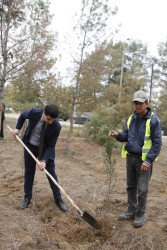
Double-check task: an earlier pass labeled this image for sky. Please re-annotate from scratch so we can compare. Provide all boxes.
[49,0,167,72]
[111,0,167,54]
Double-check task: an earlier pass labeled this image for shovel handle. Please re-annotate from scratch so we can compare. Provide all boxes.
[7,125,80,212]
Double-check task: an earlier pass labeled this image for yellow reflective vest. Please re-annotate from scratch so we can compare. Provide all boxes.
[121,112,157,161]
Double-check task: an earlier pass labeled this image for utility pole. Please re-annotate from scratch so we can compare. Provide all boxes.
[119,42,125,103]
[149,63,154,103]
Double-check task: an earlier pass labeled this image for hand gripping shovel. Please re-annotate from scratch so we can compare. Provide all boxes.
[7,125,101,229]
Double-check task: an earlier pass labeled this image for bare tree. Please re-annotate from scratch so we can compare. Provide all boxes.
[64,0,117,154]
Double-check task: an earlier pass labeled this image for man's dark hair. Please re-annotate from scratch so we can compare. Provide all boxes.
[44,104,59,118]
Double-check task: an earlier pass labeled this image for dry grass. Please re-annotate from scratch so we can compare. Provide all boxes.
[0,119,167,249]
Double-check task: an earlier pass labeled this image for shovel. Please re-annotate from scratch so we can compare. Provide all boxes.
[7,125,101,229]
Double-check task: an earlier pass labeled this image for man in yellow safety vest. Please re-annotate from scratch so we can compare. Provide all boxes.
[109,90,162,227]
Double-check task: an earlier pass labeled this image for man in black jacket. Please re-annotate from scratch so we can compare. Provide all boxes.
[12,104,67,212]
[109,90,162,227]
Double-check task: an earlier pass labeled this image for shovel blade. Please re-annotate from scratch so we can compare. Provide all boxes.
[82,211,101,229]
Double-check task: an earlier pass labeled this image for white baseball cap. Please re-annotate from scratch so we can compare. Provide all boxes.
[133,90,148,103]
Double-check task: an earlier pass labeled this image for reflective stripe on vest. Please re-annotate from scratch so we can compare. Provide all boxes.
[121,112,157,161]
[121,115,132,158]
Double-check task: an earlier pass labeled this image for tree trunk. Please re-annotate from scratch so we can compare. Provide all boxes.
[64,102,75,155]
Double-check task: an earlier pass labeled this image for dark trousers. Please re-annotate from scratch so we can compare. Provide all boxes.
[0,113,5,138]
[24,143,61,201]
[126,155,152,215]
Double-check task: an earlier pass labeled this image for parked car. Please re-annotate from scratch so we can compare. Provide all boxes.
[161,125,167,136]
[73,112,92,124]
[58,111,69,121]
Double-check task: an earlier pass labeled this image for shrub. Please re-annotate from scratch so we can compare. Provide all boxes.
[84,108,119,198]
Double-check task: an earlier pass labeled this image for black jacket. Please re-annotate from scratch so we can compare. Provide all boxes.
[16,108,61,162]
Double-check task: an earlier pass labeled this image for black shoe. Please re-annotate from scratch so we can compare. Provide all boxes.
[55,199,67,212]
[20,199,30,210]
